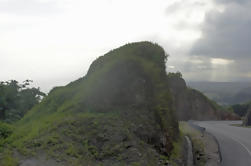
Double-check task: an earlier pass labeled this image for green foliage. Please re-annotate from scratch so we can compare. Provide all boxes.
[167,72,182,79]
[0,122,13,139]
[88,41,168,75]
[1,42,179,165]
[231,103,250,117]
[0,149,18,166]
[0,80,46,122]
[169,135,185,166]
[179,122,206,166]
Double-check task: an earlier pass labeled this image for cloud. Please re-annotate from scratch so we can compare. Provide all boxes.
[165,0,212,31]
[211,58,234,65]
[190,1,251,60]
[0,0,60,15]
[215,0,249,5]
[165,1,206,15]
[187,0,251,81]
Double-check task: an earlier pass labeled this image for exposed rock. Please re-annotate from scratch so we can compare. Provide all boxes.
[167,74,239,120]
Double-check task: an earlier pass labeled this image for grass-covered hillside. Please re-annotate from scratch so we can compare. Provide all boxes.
[0,42,179,166]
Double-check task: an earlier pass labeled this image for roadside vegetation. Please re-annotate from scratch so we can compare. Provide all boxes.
[179,122,206,166]
[230,102,251,118]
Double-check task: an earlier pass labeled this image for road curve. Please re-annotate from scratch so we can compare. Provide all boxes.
[195,121,251,166]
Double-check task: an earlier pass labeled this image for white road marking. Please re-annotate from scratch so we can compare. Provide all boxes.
[195,121,251,158]
[230,136,251,157]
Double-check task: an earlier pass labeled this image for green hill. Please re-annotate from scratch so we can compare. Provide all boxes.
[0,42,179,166]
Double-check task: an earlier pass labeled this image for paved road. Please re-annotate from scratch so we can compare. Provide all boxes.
[196,121,251,166]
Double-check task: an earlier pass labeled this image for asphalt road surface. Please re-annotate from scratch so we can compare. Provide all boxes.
[196,121,251,166]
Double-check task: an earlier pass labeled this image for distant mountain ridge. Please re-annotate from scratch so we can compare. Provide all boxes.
[188,81,251,105]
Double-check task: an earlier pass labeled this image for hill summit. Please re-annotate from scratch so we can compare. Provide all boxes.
[0,42,179,166]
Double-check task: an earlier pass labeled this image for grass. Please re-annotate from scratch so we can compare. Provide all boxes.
[179,121,206,166]
[169,134,186,166]
[0,149,18,166]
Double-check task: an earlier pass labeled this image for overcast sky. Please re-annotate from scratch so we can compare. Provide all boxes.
[1,0,250,92]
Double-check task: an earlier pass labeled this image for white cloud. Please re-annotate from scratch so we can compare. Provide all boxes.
[211,58,234,65]
[168,65,175,69]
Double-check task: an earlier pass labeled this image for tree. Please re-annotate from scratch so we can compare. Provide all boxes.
[0,80,46,122]
[167,72,182,78]
[0,80,19,120]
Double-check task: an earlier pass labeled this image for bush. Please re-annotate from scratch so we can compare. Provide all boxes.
[0,122,13,139]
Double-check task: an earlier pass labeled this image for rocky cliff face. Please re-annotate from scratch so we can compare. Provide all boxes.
[167,74,239,120]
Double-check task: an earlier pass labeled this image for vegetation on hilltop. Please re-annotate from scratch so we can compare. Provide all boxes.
[0,42,180,166]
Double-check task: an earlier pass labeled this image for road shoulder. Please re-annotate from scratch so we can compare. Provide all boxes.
[180,121,221,166]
